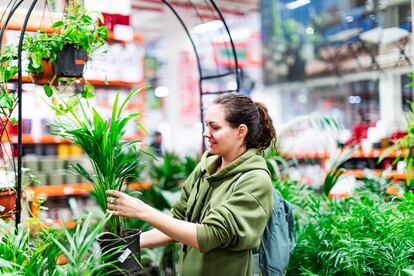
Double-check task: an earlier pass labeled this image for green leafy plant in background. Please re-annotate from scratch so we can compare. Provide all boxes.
[143,152,198,211]
[137,153,197,276]
[50,88,147,236]
[0,212,118,275]
[288,190,414,275]
[0,220,60,275]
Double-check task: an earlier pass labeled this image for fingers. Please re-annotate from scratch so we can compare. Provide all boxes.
[107,209,120,216]
[107,197,118,204]
[106,190,124,197]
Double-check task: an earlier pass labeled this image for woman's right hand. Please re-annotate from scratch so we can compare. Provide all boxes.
[106,190,148,220]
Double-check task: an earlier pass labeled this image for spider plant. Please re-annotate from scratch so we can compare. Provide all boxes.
[0,219,61,275]
[49,213,119,275]
[50,88,147,236]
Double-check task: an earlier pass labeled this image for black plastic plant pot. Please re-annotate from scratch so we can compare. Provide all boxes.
[54,44,87,78]
[97,229,143,276]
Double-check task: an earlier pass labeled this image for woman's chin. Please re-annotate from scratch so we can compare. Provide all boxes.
[207,146,217,154]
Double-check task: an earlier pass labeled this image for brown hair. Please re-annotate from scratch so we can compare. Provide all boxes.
[212,92,276,151]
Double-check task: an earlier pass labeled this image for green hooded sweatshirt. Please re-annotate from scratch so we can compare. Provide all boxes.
[172,148,274,276]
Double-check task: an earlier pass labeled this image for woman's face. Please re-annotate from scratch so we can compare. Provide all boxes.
[203,104,243,156]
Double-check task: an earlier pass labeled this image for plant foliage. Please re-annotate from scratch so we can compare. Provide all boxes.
[288,191,414,275]
[50,88,146,235]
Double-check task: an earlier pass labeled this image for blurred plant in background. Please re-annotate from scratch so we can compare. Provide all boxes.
[288,190,414,275]
[137,152,198,275]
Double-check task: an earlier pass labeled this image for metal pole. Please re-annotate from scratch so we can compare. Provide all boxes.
[15,0,39,229]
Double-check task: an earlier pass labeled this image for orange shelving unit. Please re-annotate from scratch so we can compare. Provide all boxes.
[10,75,143,87]
[25,182,150,198]
[3,134,144,145]
[2,22,143,44]
[344,169,411,182]
[287,149,409,183]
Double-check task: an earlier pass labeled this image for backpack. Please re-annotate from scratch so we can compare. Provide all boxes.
[235,172,295,276]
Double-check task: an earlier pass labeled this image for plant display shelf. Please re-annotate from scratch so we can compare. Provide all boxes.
[287,149,408,160]
[2,134,143,145]
[2,23,144,44]
[344,169,410,182]
[25,182,150,197]
[10,75,144,88]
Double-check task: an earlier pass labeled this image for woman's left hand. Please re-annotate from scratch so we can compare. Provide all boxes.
[106,190,147,220]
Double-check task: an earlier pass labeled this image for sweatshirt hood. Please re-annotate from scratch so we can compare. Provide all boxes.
[199,148,270,184]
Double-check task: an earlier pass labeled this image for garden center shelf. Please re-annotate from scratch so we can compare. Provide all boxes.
[3,23,144,44]
[4,134,143,145]
[25,182,150,197]
[11,76,143,88]
[344,169,410,181]
[287,149,408,160]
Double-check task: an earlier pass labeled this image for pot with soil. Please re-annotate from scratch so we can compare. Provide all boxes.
[54,45,87,78]
[0,188,16,220]
[30,59,58,85]
[97,229,143,275]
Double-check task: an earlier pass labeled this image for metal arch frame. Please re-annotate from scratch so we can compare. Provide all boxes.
[2,0,240,228]
[161,0,240,151]
[0,0,39,230]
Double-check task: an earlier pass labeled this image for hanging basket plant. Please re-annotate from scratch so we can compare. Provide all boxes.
[22,0,107,84]
[30,59,58,85]
[54,44,87,78]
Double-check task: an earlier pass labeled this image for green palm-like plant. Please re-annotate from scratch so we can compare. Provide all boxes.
[50,88,146,235]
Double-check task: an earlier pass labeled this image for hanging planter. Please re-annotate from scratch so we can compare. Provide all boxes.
[0,188,16,220]
[97,229,143,275]
[30,59,58,85]
[54,45,87,78]
[17,0,108,87]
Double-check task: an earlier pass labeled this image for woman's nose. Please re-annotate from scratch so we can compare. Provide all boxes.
[203,128,211,138]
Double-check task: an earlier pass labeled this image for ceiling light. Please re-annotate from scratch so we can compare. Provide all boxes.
[306,27,314,35]
[286,0,310,10]
[154,86,170,97]
[194,20,224,34]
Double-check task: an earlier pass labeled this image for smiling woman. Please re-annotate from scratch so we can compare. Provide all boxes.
[107,92,277,276]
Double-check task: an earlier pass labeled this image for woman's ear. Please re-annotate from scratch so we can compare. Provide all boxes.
[238,124,248,139]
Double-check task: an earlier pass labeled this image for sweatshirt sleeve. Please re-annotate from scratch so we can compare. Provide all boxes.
[196,170,273,253]
[171,163,201,220]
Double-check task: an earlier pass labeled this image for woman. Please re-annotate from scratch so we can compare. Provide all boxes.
[107,92,276,276]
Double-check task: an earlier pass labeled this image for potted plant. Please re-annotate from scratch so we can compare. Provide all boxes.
[0,167,16,220]
[49,88,147,274]
[18,0,107,86]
